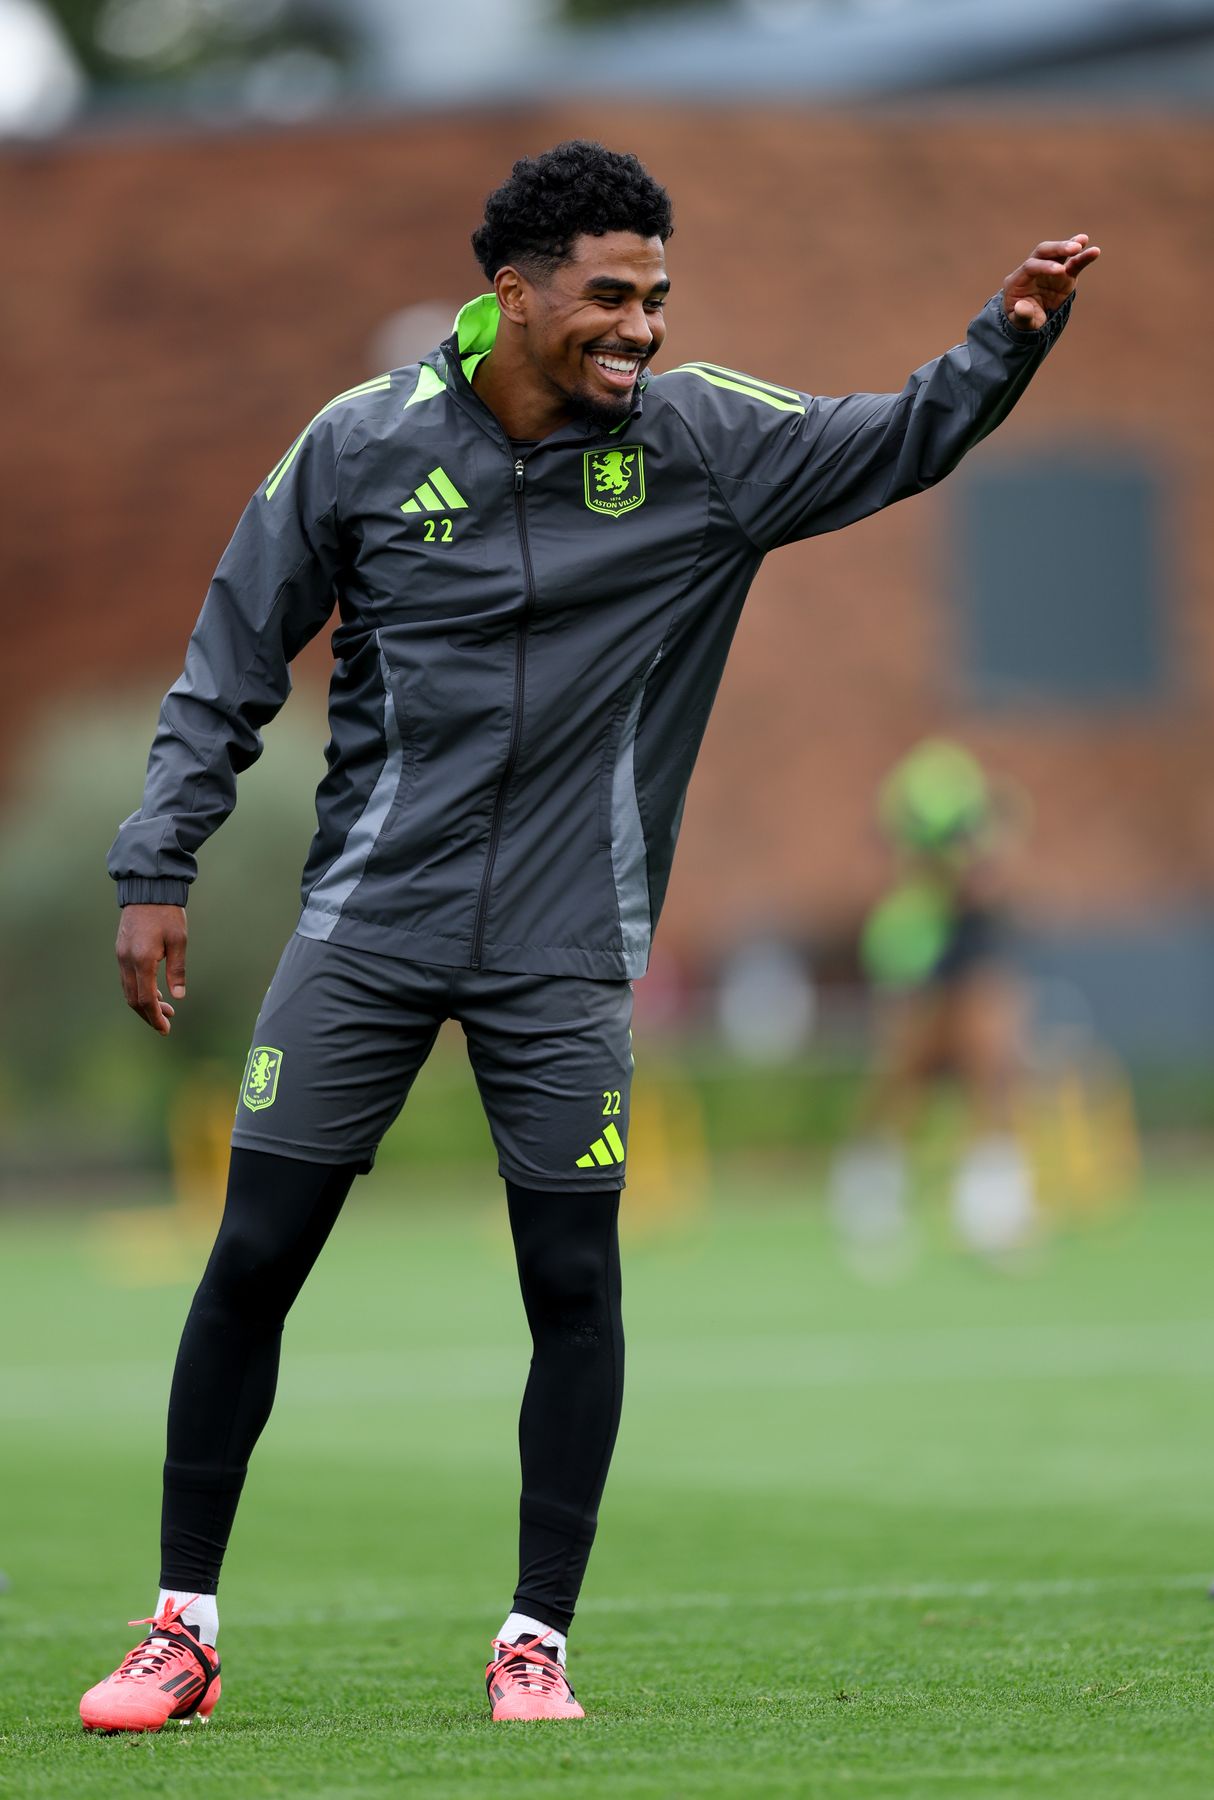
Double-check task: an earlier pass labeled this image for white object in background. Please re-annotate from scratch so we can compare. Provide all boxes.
[0,0,84,137]
[952,1135,1037,1255]
[829,1138,908,1242]
[344,0,555,101]
[828,1137,915,1280]
[370,303,461,376]
[717,938,816,1064]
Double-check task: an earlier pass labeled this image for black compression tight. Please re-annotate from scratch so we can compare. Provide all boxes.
[160,1149,356,1594]
[160,1149,624,1633]
[506,1180,624,1631]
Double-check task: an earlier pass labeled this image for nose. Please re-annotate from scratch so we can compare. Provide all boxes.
[618,298,654,349]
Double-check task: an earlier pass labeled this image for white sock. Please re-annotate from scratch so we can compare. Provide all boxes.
[952,1135,1036,1254]
[156,1588,219,1646]
[498,1611,566,1666]
[828,1138,908,1244]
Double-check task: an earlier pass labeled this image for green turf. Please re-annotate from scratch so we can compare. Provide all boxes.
[3,1162,1214,1796]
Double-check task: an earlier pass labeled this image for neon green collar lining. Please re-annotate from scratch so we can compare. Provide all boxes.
[452,292,500,381]
[448,290,644,427]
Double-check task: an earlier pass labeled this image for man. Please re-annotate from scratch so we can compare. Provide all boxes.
[832,739,1036,1263]
[82,139,1099,1729]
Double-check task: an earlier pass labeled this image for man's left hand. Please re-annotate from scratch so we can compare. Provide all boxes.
[1003,234,1101,331]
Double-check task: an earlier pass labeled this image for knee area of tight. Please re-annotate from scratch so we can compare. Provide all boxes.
[519,1243,609,1322]
[202,1230,296,1317]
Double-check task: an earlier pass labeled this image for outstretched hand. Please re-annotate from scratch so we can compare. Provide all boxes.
[1003,234,1101,331]
[116,903,188,1035]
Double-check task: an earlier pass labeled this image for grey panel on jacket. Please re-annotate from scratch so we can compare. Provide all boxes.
[610,645,665,978]
[297,634,403,942]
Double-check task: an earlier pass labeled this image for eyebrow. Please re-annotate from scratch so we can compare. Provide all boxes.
[583,274,672,297]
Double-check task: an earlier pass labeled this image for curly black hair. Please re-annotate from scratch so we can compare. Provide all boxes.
[472,140,673,282]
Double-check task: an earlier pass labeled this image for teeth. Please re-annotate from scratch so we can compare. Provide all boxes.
[593,355,637,374]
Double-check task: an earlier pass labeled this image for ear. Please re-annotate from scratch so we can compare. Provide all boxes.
[494,264,532,327]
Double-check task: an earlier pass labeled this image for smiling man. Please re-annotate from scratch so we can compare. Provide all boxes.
[470,205,670,435]
[87,140,1098,1730]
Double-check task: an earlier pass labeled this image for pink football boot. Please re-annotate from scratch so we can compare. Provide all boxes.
[485,1633,585,1721]
[80,1595,221,1732]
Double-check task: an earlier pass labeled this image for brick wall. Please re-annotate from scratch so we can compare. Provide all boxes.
[3,107,1211,959]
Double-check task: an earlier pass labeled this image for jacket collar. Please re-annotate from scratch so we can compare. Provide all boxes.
[447,291,500,383]
[437,293,647,436]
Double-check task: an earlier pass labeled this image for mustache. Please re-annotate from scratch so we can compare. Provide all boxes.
[585,344,651,360]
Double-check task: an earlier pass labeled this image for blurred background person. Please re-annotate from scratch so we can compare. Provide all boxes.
[831,739,1036,1260]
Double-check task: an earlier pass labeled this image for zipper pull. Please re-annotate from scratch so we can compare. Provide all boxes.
[514,459,525,492]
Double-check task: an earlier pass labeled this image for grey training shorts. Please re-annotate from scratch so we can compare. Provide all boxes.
[229,935,633,1191]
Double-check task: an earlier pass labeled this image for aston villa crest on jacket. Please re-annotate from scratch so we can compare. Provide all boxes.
[584,447,645,516]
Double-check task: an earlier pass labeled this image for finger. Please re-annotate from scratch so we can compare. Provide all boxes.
[117,947,139,1011]
[1014,263,1074,304]
[147,989,174,1030]
[133,957,170,1034]
[1032,236,1088,261]
[1063,245,1101,276]
[166,936,187,1000]
[1020,257,1072,284]
[1012,298,1045,330]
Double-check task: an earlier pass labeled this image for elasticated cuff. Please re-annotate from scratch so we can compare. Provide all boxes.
[993,288,1074,346]
[116,878,191,908]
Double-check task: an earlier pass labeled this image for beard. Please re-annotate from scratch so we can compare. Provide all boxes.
[565,378,640,435]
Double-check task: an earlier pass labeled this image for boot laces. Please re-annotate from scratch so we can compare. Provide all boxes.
[113,1594,201,1682]
[488,1634,566,1697]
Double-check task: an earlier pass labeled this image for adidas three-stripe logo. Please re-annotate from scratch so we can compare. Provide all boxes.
[401,467,469,514]
[576,1122,625,1169]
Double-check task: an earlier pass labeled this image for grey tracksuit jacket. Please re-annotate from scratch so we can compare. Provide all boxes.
[109,290,1072,979]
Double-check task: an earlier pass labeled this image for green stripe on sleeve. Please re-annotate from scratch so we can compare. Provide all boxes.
[670,366,806,415]
[683,361,803,402]
[263,428,310,502]
[264,375,392,500]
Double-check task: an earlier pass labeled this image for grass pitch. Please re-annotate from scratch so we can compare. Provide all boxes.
[3,1160,1214,1796]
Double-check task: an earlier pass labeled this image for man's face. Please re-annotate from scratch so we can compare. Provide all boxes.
[519,232,669,431]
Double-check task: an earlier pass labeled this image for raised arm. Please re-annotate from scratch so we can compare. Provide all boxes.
[659,235,1100,552]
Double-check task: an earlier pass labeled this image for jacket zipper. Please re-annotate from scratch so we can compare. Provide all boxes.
[470,457,534,968]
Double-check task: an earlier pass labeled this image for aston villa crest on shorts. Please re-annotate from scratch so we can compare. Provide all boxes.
[241,1045,283,1112]
[584,447,645,516]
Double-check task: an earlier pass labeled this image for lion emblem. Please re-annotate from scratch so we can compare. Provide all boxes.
[241,1045,283,1112]
[584,446,646,515]
[593,451,636,495]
